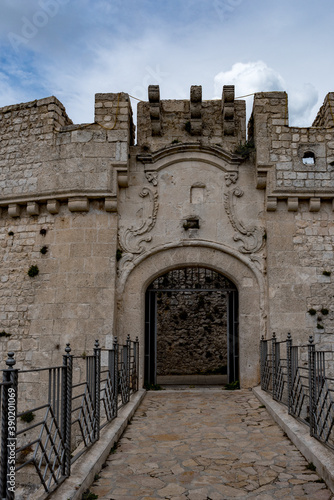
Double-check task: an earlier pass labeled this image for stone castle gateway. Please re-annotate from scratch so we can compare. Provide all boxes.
[1,85,334,388]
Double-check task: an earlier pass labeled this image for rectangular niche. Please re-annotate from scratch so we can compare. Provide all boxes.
[191,184,206,204]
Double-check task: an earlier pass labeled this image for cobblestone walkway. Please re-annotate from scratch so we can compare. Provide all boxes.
[90,389,334,499]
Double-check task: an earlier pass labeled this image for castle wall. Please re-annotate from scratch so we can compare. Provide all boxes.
[266,200,334,344]
[0,85,334,388]
[250,91,334,345]
[0,205,118,375]
[0,92,134,375]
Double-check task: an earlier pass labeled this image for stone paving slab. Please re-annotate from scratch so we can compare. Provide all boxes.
[90,389,334,499]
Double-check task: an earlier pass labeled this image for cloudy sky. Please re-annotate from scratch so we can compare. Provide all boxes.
[0,0,333,130]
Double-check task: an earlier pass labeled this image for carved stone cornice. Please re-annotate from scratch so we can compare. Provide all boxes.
[137,143,242,168]
[0,192,118,217]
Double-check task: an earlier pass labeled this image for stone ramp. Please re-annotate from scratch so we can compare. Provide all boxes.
[89,389,334,499]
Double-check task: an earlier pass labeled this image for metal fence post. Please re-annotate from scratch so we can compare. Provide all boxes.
[272,332,276,398]
[286,333,292,414]
[134,336,139,391]
[0,352,18,500]
[126,334,131,392]
[113,337,119,416]
[308,335,315,437]
[94,340,101,442]
[260,336,267,390]
[62,344,72,477]
[123,339,128,391]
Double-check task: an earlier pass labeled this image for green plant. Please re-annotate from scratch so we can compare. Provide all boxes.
[234,140,255,159]
[40,246,48,255]
[109,443,118,454]
[20,411,35,423]
[81,351,87,359]
[0,331,11,337]
[19,445,33,457]
[317,323,324,329]
[144,382,164,391]
[94,474,100,481]
[308,308,317,316]
[306,462,316,471]
[27,265,39,277]
[185,121,191,133]
[321,308,329,315]
[82,490,98,500]
[224,380,240,390]
[323,270,331,276]
[259,405,265,409]
[116,249,123,261]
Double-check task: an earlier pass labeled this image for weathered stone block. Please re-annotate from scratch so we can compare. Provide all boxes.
[68,197,89,212]
[8,204,21,217]
[27,202,40,215]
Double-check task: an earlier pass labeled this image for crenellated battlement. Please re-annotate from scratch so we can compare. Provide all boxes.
[137,85,246,153]
[250,91,334,211]
[312,93,334,128]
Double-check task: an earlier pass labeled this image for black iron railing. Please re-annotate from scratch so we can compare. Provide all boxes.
[260,334,334,450]
[0,335,139,498]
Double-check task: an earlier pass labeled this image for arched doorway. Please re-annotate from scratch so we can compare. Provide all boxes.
[144,266,238,385]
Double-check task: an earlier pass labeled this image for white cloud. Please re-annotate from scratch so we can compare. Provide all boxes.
[214,61,285,98]
[214,61,318,127]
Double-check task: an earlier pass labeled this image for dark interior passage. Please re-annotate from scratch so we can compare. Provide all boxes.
[145,267,238,385]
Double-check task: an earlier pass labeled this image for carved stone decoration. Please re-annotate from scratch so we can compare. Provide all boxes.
[148,85,161,136]
[225,172,238,187]
[118,174,159,260]
[222,85,235,136]
[145,172,158,186]
[224,187,265,254]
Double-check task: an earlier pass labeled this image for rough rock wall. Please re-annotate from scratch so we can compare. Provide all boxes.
[156,290,228,375]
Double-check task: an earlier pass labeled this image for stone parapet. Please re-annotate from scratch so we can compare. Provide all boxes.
[250,92,334,208]
[137,85,246,153]
[0,93,134,210]
[313,92,334,128]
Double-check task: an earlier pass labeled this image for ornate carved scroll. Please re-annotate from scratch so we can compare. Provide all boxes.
[118,173,159,264]
[119,188,158,254]
[224,187,265,254]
